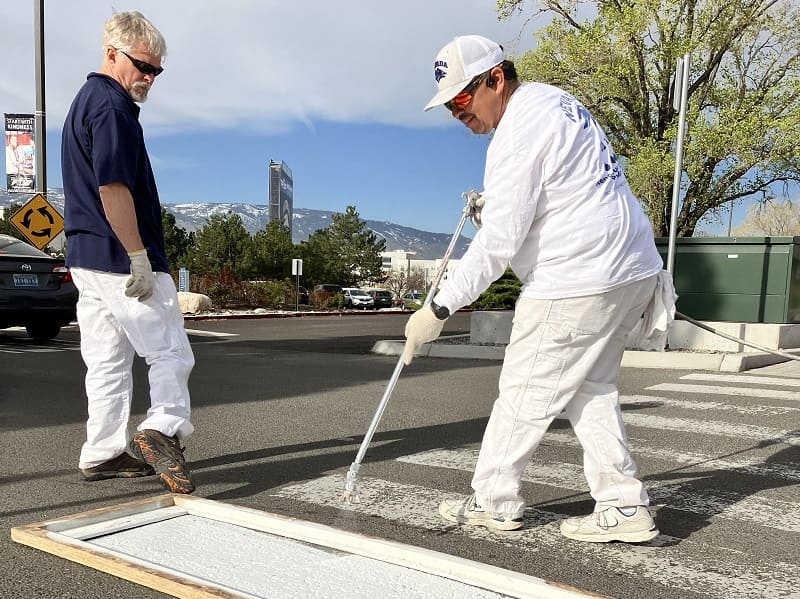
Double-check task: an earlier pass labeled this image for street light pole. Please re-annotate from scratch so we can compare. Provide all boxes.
[33,0,47,195]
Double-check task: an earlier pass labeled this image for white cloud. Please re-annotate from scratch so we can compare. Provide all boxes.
[1,1,536,136]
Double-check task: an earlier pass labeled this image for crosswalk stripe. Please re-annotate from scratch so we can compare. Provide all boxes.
[680,373,800,388]
[274,475,798,599]
[543,429,800,483]
[621,394,800,416]
[647,383,799,402]
[621,412,797,444]
[396,449,799,532]
[185,329,238,338]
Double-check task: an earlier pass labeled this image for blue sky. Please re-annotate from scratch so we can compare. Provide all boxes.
[1,1,784,237]
[2,1,537,236]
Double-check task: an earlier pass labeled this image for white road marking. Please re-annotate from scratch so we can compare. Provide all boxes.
[397,449,800,532]
[680,373,800,388]
[543,430,800,483]
[621,394,800,416]
[646,383,799,402]
[184,329,238,338]
[621,412,798,444]
[275,475,799,599]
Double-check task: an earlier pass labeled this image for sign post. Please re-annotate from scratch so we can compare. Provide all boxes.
[667,53,691,275]
[178,268,189,292]
[291,258,303,311]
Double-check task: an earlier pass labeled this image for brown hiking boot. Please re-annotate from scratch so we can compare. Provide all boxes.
[81,452,155,481]
[129,429,195,494]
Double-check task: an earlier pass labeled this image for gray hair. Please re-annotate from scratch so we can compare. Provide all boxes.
[103,11,167,58]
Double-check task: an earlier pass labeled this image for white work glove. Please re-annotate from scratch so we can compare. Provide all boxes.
[464,190,485,229]
[402,305,446,365]
[125,249,155,302]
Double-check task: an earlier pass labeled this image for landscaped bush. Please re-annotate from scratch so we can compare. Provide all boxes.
[246,279,292,308]
[469,268,521,310]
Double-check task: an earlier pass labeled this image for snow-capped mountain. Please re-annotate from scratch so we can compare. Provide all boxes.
[0,188,472,260]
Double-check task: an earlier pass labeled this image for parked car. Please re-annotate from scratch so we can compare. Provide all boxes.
[342,287,374,310]
[366,288,393,309]
[311,284,343,306]
[401,290,424,310]
[0,234,78,341]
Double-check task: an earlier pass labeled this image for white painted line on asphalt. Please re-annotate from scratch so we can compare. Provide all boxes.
[622,412,798,444]
[275,475,798,599]
[397,449,800,532]
[543,430,800,483]
[679,373,800,387]
[184,329,238,338]
[621,394,800,416]
[646,383,799,402]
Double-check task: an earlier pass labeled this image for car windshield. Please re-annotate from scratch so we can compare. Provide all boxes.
[350,290,370,297]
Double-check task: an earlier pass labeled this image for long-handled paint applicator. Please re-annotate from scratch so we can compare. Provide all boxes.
[340,191,480,503]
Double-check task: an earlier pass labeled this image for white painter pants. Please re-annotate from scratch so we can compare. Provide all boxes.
[71,268,195,469]
[472,275,658,517]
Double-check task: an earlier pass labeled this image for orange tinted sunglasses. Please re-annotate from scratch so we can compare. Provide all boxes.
[444,73,489,111]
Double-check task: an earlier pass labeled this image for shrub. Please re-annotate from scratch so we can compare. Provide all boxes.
[469,269,521,310]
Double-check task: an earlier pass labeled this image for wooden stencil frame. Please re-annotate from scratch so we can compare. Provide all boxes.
[11,494,603,599]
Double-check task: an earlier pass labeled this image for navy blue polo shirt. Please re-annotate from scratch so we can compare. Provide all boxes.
[61,73,169,274]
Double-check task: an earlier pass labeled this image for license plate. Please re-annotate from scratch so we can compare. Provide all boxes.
[13,273,39,287]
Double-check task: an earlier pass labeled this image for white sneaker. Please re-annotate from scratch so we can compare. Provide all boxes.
[560,506,659,543]
[439,495,524,531]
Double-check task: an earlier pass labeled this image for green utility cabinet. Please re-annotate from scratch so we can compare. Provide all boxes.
[655,237,800,324]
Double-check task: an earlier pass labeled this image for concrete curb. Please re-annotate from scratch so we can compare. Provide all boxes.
[371,338,800,372]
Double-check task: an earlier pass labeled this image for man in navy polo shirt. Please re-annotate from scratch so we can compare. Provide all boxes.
[62,11,195,494]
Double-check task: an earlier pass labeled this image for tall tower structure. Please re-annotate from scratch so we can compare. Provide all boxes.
[268,160,293,232]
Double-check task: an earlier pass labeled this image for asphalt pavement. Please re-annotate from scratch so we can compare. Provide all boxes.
[1,313,798,599]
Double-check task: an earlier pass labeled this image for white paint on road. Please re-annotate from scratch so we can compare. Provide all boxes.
[621,412,798,444]
[184,329,238,338]
[680,373,800,388]
[397,449,800,532]
[646,383,799,402]
[621,394,800,416]
[274,475,799,599]
[543,429,800,483]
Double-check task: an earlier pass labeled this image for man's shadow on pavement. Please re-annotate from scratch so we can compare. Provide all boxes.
[539,425,799,546]
[191,417,490,503]
[639,436,799,544]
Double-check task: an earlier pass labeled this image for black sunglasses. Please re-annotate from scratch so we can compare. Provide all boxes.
[119,50,164,77]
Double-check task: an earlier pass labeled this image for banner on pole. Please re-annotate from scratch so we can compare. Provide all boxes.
[4,113,36,193]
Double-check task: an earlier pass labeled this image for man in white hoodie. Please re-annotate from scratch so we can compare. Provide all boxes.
[403,35,673,543]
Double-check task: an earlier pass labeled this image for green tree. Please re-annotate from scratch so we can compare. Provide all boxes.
[0,203,25,239]
[161,207,195,272]
[248,219,295,280]
[298,206,386,287]
[326,205,386,286]
[498,0,800,236]
[189,212,252,279]
[298,227,339,287]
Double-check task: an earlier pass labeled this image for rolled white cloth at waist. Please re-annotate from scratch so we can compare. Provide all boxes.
[638,270,678,351]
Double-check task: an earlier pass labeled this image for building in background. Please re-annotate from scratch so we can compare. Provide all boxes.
[380,249,460,289]
[268,160,293,232]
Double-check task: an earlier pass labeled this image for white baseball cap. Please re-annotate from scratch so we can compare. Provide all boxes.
[424,35,505,111]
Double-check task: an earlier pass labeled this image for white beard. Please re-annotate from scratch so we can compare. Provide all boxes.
[129,82,150,103]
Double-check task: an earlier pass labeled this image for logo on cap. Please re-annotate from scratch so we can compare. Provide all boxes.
[434,60,447,82]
